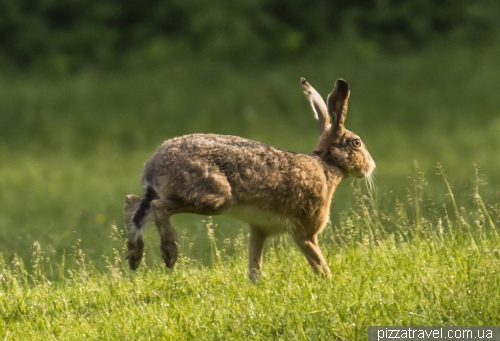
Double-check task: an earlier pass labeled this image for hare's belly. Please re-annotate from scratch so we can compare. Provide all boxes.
[224,205,292,235]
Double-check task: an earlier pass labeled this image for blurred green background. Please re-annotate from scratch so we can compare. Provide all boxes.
[1,0,499,269]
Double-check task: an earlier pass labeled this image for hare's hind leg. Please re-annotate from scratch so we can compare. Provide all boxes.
[248,226,267,283]
[293,233,331,277]
[124,195,145,270]
[151,200,180,268]
[151,194,235,269]
[151,174,235,269]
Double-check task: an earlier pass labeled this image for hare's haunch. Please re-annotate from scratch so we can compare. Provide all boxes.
[124,78,375,282]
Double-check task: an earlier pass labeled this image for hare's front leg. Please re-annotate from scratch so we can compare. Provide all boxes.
[248,226,267,283]
[293,233,331,277]
[151,200,180,268]
[124,194,145,270]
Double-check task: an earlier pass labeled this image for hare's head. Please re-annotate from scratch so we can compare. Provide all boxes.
[301,77,375,179]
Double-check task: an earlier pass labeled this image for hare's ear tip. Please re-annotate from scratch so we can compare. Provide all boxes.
[335,78,350,92]
[300,77,310,92]
[335,78,349,87]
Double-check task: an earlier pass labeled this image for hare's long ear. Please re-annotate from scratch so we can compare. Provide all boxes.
[301,77,330,133]
[326,79,350,139]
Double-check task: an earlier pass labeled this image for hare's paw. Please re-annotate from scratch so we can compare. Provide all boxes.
[126,239,144,270]
[160,239,179,269]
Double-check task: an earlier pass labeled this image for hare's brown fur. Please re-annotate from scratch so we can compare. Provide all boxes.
[124,78,375,282]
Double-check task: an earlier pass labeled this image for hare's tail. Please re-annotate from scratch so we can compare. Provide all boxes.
[132,187,158,230]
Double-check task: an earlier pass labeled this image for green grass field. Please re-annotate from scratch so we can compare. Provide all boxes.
[0,41,499,339]
[1,172,499,339]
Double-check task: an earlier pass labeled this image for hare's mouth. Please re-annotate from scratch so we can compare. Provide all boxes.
[347,169,367,179]
[353,162,375,179]
[354,172,367,179]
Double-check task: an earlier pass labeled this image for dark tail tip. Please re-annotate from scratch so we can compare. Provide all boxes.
[132,188,157,229]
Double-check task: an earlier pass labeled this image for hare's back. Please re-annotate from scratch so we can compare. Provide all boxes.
[150,133,296,167]
[168,133,278,154]
[142,133,317,191]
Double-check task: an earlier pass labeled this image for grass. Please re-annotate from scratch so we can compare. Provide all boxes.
[0,40,499,339]
[1,170,499,340]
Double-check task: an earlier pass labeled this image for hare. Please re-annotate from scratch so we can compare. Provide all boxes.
[124,77,375,282]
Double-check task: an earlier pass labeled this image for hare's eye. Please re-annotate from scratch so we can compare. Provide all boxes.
[350,138,362,149]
